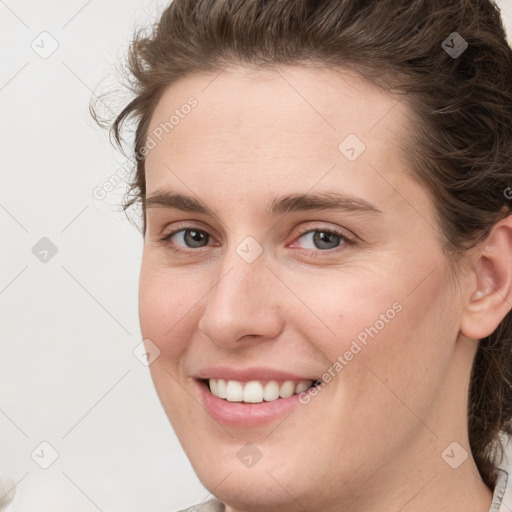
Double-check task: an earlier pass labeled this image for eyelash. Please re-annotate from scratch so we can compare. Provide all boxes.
[158,224,356,258]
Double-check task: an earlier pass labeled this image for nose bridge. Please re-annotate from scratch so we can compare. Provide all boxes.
[198,241,284,344]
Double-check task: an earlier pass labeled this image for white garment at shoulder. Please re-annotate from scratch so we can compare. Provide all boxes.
[176,497,225,512]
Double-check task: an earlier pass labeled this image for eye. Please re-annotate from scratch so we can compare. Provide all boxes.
[162,227,213,250]
[290,227,354,252]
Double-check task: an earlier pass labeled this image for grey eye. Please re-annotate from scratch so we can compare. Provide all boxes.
[173,229,210,248]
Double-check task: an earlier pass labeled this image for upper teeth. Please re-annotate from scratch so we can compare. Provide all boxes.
[208,378,313,403]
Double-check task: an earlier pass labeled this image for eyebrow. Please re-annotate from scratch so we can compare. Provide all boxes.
[144,190,383,217]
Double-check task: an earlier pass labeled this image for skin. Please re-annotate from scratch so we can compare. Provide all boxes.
[138,65,512,512]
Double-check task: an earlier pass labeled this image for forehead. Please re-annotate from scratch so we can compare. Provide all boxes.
[143,65,419,214]
[146,65,409,154]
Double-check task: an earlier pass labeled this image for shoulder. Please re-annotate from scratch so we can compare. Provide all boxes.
[175,497,225,512]
[493,434,512,511]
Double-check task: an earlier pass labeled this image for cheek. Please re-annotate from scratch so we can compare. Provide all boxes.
[138,260,208,429]
[333,268,458,429]
[138,258,205,361]
[277,264,406,357]
[283,267,457,466]
[287,259,456,398]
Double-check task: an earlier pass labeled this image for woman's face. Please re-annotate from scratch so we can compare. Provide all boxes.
[139,66,472,510]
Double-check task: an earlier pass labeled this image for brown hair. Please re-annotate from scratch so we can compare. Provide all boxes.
[91,0,512,489]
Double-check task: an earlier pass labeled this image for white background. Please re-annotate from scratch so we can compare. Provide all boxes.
[1,1,512,511]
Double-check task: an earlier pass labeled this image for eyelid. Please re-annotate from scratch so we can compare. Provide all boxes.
[289,222,355,245]
[159,220,218,241]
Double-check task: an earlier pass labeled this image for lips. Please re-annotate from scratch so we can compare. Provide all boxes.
[195,379,310,427]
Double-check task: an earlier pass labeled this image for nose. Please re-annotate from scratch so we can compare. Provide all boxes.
[197,253,285,347]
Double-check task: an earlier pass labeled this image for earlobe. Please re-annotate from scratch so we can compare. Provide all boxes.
[470,289,489,301]
[460,215,512,340]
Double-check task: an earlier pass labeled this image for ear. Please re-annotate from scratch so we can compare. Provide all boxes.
[460,213,512,340]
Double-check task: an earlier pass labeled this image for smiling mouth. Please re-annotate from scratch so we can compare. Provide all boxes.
[203,378,322,403]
